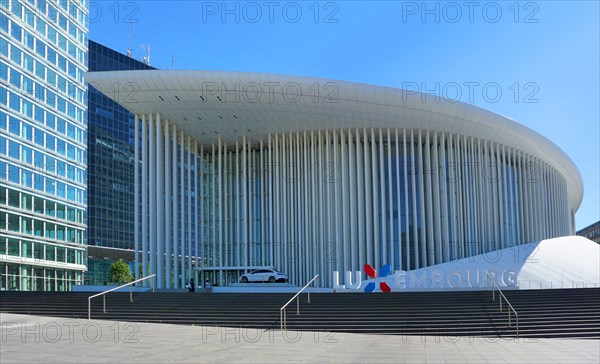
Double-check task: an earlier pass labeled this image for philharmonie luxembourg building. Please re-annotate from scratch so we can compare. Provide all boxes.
[86,70,583,289]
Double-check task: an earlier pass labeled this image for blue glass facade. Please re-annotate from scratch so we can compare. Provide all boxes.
[85,40,154,285]
[0,0,88,291]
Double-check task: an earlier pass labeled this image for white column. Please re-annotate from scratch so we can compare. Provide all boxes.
[318,131,325,286]
[510,148,521,246]
[433,131,442,264]
[273,137,279,272]
[401,129,408,270]
[187,136,192,282]
[249,143,254,271]
[281,134,288,279]
[501,144,508,248]
[243,136,249,272]
[456,136,465,257]
[211,142,216,280]
[424,130,434,265]
[534,156,541,240]
[333,130,341,276]
[542,163,549,237]
[497,143,504,248]
[283,134,291,281]
[340,130,349,279]
[417,130,426,267]
[141,115,149,284]
[363,128,372,266]
[295,133,302,283]
[325,130,332,287]
[179,131,185,287]
[218,138,223,279]
[250,142,256,275]
[310,131,317,279]
[465,137,473,255]
[199,144,205,272]
[476,139,484,253]
[379,128,388,266]
[526,154,538,243]
[438,132,447,261]
[472,137,479,253]
[483,140,491,250]
[134,114,140,281]
[524,153,532,242]
[348,130,357,272]
[148,114,156,288]
[371,128,380,270]
[516,150,524,244]
[302,132,310,282]
[258,141,263,266]
[552,169,558,237]
[267,134,275,265]
[156,114,164,289]
[235,142,240,267]
[387,129,394,269]
[164,119,171,288]
[171,124,179,288]
[447,134,457,261]
[410,130,418,268]
[224,142,229,269]
[194,140,199,282]
[515,150,521,242]
[268,135,274,268]
[261,139,267,267]
[355,129,364,269]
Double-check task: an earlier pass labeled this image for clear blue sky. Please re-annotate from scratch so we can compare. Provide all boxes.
[89,1,599,230]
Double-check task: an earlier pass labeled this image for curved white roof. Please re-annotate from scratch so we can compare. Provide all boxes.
[85,70,583,210]
[356,236,600,291]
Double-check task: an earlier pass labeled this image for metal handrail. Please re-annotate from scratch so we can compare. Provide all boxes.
[486,272,519,338]
[88,274,156,319]
[280,274,319,330]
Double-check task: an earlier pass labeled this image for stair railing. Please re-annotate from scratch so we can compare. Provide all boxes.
[280,274,319,330]
[486,271,518,338]
[88,274,155,319]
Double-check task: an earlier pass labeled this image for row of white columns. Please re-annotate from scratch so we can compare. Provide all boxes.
[134,113,199,289]
[134,120,572,288]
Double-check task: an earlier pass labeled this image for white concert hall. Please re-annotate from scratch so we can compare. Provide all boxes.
[86,70,583,289]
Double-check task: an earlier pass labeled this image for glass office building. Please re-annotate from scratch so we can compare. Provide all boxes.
[86,40,154,285]
[0,0,88,291]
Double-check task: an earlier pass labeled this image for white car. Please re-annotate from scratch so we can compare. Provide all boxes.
[239,269,288,283]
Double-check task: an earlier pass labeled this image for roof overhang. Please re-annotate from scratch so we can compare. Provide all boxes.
[85,70,584,211]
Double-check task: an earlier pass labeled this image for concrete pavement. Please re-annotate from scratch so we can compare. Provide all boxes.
[1,313,598,363]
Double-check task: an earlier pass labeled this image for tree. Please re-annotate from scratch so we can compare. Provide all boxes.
[108,260,133,285]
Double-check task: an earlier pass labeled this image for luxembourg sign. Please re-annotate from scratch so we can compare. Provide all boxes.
[333,264,518,292]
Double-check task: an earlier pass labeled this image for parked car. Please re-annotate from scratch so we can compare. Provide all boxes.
[239,269,288,283]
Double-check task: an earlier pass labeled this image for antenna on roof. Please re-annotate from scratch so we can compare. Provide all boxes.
[171,52,175,70]
[127,25,135,58]
[140,44,150,65]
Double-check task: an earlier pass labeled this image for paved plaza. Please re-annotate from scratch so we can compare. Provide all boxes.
[1,313,598,363]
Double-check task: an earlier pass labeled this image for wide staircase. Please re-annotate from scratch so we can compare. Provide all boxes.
[1,288,598,338]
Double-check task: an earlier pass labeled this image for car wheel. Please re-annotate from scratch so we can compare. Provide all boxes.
[241,276,248,283]
[268,276,276,283]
